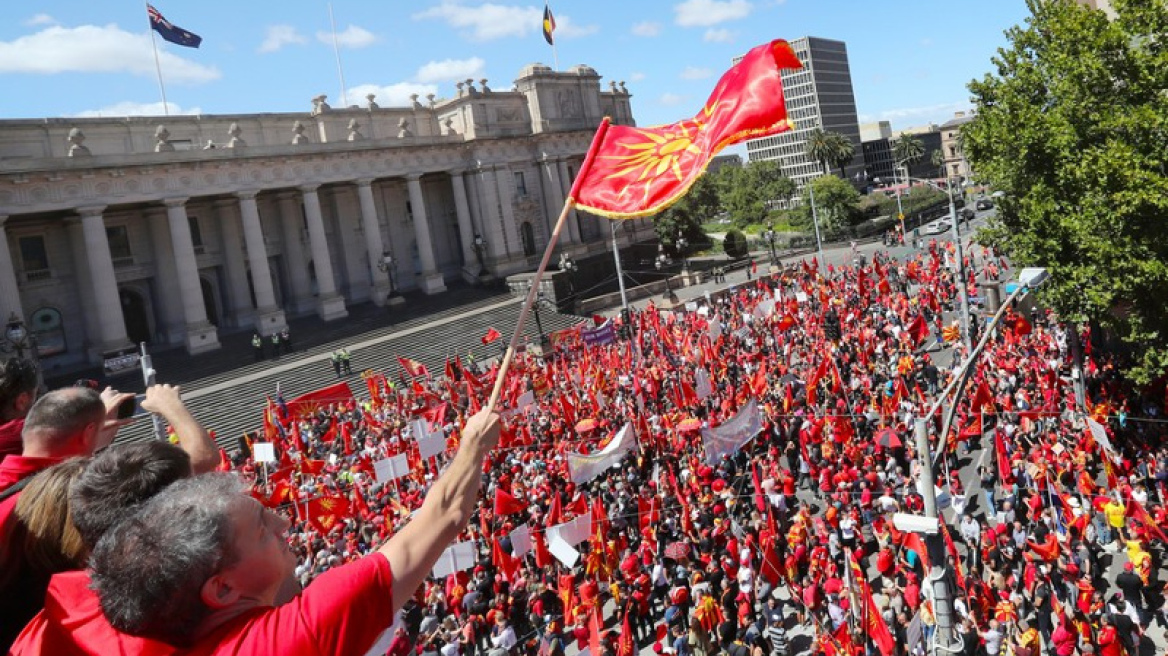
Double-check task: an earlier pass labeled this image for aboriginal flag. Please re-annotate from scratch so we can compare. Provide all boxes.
[542,4,556,45]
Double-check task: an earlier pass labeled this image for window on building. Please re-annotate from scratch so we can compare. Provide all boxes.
[188,216,205,254]
[514,171,528,197]
[106,226,133,264]
[18,236,49,279]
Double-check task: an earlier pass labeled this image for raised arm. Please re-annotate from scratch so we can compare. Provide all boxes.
[140,384,218,474]
[380,409,500,613]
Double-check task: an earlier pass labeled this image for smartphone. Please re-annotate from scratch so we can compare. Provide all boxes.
[117,394,146,420]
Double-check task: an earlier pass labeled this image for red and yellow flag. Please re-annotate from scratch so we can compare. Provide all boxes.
[570,40,802,218]
[305,495,351,535]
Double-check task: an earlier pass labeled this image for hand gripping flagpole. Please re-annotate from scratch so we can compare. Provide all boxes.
[485,118,611,414]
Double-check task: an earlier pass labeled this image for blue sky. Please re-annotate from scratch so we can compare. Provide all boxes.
[1,0,1030,133]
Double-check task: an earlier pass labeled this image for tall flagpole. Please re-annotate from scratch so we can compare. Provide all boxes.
[146,3,170,116]
[328,3,349,107]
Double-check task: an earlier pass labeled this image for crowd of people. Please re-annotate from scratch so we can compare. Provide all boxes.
[0,238,1165,656]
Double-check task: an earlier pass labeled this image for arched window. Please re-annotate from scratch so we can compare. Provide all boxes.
[29,307,66,357]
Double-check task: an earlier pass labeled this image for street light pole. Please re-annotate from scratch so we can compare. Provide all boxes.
[895,164,907,242]
[807,178,826,277]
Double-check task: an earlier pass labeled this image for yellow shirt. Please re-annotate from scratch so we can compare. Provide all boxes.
[1104,500,1126,528]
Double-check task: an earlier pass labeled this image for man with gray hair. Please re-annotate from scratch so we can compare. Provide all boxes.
[86,408,501,653]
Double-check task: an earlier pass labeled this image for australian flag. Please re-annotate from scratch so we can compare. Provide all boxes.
[147,4,202,48]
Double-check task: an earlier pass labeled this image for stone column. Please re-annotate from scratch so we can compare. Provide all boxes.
[163,198,220,354]
[406,174,447,295]
[355,179,399,306]
[145,207,181,344]
[77,206,131,354]
[0,217,25,326]
[450,171,479,281]
[275,191,313,313]
[557,160,583,243]
[493,166,521,257]
[237,192,289,333]
[475,167,506,260]
[300,185,348,320]
[541,157,575,244]
[213,200,255,328]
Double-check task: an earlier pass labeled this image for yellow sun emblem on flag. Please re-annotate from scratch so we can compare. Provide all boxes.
[602,106,716,204]
[319,498,337,511]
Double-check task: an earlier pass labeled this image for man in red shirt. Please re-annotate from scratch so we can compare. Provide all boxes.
[79,409,500,654]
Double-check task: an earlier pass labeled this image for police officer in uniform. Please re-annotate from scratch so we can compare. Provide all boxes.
[252,333,264,361]
[331,350,343,378]
[270,332,281,359]
[340,347,352,375]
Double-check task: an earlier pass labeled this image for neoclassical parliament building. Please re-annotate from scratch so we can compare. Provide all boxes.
[0,63,649,371]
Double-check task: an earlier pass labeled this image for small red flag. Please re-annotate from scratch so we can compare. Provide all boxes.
[398,356,429,379]
[481,327,502,345]
[305,495,350,535]
[494,488,528,516]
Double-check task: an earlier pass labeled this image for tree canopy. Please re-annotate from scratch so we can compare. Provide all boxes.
[719,160,796,227]
[964,0,1168,382]
[893,134,924,169]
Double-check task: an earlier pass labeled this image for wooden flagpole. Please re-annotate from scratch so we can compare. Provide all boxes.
[485,118,610,413]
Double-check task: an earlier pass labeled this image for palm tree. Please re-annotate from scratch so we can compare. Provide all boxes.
[930,149,946,179]
[893,134,925,174]
[826,132,855,178]
[805,128,835,173]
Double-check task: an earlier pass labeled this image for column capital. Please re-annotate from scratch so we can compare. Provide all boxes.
[354,177,376,188]
[76,205,107,218]
[405,173,424,183]
[298,184,321,194]
[163,197,190,208]
[235,190,260,201]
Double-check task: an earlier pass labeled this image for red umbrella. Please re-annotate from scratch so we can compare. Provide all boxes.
[678,418,703,432]
[874,428,902,449]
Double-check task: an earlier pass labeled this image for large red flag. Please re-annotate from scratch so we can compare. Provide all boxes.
[285,382,354,420]
[570,40,802,219]
[305,495,351,535]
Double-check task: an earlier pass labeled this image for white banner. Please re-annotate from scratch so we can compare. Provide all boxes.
[753,299,776,321]
[567,423,636,484]
[509,524,532,558]
[1086,416,1121,464]
[416,434,446,460]
[695,368,713,401]
[547,514,593,547]
[701,399,763,464]
[708,319,722,341]
[374,453,411,483]
[547,533,580,568]
[514,390,535,414]
[431,540,478,579]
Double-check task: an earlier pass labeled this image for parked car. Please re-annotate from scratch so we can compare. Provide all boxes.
[976,199,994,211]
[924,220,952,235]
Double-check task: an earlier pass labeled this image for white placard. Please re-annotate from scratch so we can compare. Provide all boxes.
[708,319,722,340]
[253,442,276,463]
[417,434,446,460]
[1086,416,1121,463]
[795,291,809,303]
[510,524,533,559]
[685,301,698,312]
[374,453,411,483]
[547,513,593,548]
[566,423,635,485]
[695,368,713,401]
[431,540,478,579]
[514,390,535,413]
[547,533,580,568]
[697,306,710,317]
[410,419,431,441]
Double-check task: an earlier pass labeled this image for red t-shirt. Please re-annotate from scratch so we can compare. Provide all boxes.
[12,553,395,656]
[0,417,25,462]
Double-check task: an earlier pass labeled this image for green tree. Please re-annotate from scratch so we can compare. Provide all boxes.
[808,175,860,233]
[719,160,796,227]
[806,129,855,178]
[930,149,946,178]
[826,132,855,178]
[964,0,1168,382]
[893,134,925,171]
[723,228,748,258]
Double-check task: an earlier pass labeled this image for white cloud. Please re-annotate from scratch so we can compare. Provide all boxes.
[348,82,440,107]
[631,21,661,37]
[317,25,376,49]
[555,16,599,38]
[413,2,541,41]
[629,72,646,82]
[703,28,734,43]
[73,101,202,118]
[24,14,55,27]
[259,25,307,53]
[659,93,685,106]
[674,0,752,27]
[0,25,220,83]
[415,57,485,84]
[680,66,712,80]
[858,101,972,126]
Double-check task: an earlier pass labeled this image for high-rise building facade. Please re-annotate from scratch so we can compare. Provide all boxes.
[744,36,866,202]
